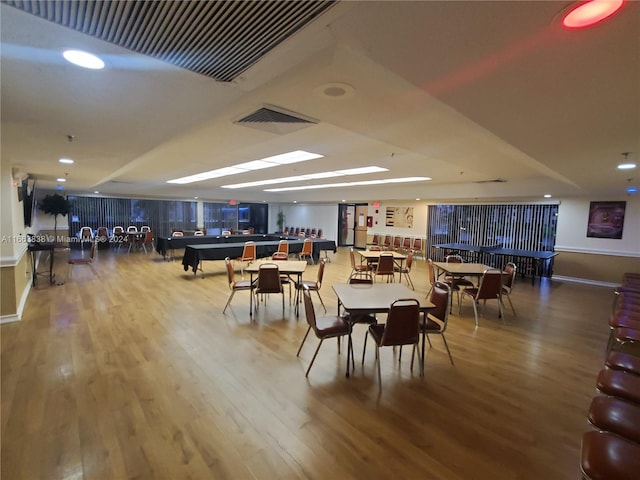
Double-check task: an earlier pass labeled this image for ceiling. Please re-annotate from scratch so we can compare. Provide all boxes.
[2,0,638,204]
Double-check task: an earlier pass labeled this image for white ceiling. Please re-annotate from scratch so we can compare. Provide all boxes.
[2,1,638,204]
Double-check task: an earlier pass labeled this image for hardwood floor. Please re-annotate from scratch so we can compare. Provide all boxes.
[1,246,618,479]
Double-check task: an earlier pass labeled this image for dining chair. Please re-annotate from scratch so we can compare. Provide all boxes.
[349,248,369,278]
[294,258,326,314]
[253,263,284,314]
[344,272,377,366]
[236,241,256,277]
[368,298,422,389]
[271,251,292,303]
[374,252,396,283]
[140,225,151,233]
[223,257,254,313]
[502,262,517,316]
[382,234,392,250]
[394,250,414,289]
[297,286,353,377]
[171,231,184,237]
[140,230,154,253]
[423,281,454,365]
[126,225,138,233]
[298,238,314,264]
[67,240,99,281]
[112,226,126,251]
[445,254,475,288]
[459,268,504,326]
[194,230,205,236]
[221,230,231,236]
[392,236,403,252]
[410,237,423,259]
[580,430,640,480]
[277,239,289,255]
[401,236,411,254]
[95,227,108,246]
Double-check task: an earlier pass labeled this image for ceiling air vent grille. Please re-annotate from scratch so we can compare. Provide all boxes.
[474,178,507,184]
[235,106,318,135]
[5,0,337,82]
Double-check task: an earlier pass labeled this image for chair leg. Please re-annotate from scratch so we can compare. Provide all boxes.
[297,326,312,356]
[441,334,454,365]
[223,291,236,313]
[505,294,516,317]
[316,291,327,313]
[361,330,369,364]
[375,345,382,390]
[305,339,324,377]
[471,299,479,326]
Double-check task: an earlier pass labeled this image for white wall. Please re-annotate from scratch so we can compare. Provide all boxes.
[269,203,339,241]
[556,196,640,257]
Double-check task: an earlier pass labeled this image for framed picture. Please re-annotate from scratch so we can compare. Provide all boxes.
[587,201,626,239]
[385,207,414,228]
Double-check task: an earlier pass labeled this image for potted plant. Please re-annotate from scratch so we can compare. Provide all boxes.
[276,210,286,233]
[39,193,71,240]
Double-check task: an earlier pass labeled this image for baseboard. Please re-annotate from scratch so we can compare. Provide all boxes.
[0,278,32,324]
[552,275,617,288]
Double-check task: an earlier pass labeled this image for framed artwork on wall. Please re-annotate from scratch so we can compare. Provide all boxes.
[385,207,413,228]
[586,201,626,239]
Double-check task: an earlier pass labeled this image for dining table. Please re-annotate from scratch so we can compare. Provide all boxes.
[332,283,435,377]
[245,260,308,318]
[357,250,407,282]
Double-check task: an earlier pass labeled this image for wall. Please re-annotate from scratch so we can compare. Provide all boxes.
[269,203,338,241]
[554,196,640,284]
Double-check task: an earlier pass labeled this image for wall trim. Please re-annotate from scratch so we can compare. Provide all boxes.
[554,246,640,258]
[552,275,618,288]
[0,314,20,324]
[0,244,28,267]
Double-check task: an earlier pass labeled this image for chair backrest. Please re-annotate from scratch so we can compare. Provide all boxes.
[349,248,357,269]
[88,240,96,260]
[96,227,108,237]
[301,238,313,255]
[372,233,380,245]
[302,286,318,332]
[427,259,437,287]
[257,263,282,293]
[429,281,451,327]
[348,271,373,284]
[316,258,326,285]
[383,235,392,248]
[224,257,235,288]
[278,240,289,254]
[393,236,402,250]
[172,231,184,237]
[272,251,288,261]
[477,269,504,300]
[127,226,138,233]
[317,229,323,238]
[221,230,231,236]
[80,227,93,239]
[412,237,422,251]
[241,241,256,261]
[141,226,151,232]
[194,230,204,236]
[113,226,124,234]
[242,230,251,234]
[404,251,413,271]
[402,237,411,250]
[143,231,153,244]
[376,252,395,275]
[381,298,420,346]
[503,262,517,291]
[446,255,463,263]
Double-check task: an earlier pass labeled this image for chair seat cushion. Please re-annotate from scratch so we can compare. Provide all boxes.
[422,317,442,332]
[606,351,640,376]
[596,369,640,404]
[345,313,377,325]
[315,315,350,337]
[609,313,640,328]
[233,280,254,289]
[368,323,385,343]
[295,280,317,289]
[581,431,640,480]
[588,396,640,444]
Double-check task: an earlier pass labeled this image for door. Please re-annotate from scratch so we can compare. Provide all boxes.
[354,205,368,249]
[338,203,368,248]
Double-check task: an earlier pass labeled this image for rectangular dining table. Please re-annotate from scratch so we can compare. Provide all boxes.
[357,250,407,282]
[332,283,435,377]
[245,260,308,318]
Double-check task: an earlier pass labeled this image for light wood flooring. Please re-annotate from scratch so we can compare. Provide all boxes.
[1,245,618,479]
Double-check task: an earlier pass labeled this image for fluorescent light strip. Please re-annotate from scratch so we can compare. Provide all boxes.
[167,150,323,184]
[222,166,388,189]
[265,177,431,192]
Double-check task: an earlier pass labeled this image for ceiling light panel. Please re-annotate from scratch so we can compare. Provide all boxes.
[265,177,431,192]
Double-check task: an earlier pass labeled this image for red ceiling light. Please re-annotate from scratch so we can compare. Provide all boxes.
[562,0,625,29]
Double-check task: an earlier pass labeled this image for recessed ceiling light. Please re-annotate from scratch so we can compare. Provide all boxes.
[57,178,66,182]
[618,163,636,170]
[627,187,638,194]
[544,194,552,198]
[416,198,421,201]
[59,158,74,164]
[562,0,625,29]
[63,49,105,69]
[94,191,99,194]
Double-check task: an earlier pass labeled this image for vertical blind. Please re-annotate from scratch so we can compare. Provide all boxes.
[426,203,558,261]
[67,196,197,237]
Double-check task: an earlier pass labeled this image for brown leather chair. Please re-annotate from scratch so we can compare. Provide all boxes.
[235,241,256,277]
[271,251,293,303]
[501,262,517,317]
[294,258,326,314]
[587,395,640,444]
[374,252,396,284]
[296,286,352,377]
[253,263,284,315]
[67,240,99,280]
[580,430,640,480]
[368,298,422,389]
[222,257,254,313]
[349,248,369,278]
[459,269,504,326]
[298,238,314,264]
[394,250,414,289]
[344,272,377,366]
[422,281,454,366]
[606,351,640,376]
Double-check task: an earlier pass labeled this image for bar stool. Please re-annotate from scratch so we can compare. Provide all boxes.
[580,430,640,480]
[587,395,640,444]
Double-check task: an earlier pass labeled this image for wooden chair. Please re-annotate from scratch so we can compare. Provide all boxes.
[368,298,422,390]
[296,286,352,377]
[459,269,504,326]
[222,257,254,313]
[67,240,99,280]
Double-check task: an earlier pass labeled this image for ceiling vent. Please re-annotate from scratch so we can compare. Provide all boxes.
[5,0,337,82]
[234,106,318,135]
[474,178,507,184]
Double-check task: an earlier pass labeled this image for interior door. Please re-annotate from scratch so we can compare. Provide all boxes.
[354,205,368,249]
[338,204,355,246]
